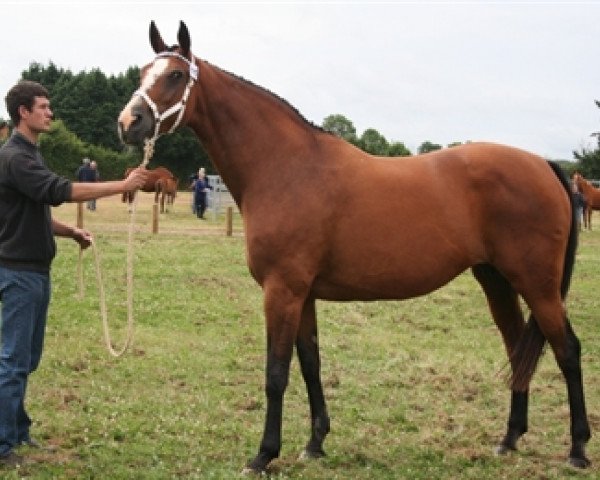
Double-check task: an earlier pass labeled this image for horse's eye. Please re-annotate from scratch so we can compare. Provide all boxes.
[168,71,183,81]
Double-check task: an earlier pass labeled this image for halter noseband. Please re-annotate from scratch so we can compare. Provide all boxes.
[134,51,198,142]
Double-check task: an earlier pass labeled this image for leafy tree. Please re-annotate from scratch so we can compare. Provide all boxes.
[53,70,113,149]
[39,120,136,180]
[573,145,600,178]
[359,128,389,155]
[388,142,411,157]
[21,61,66,93]
[322,114,358,144]
[20,62,140,151]
[417,141,443,154]
[573,100,600,178]
[0,118,9,147]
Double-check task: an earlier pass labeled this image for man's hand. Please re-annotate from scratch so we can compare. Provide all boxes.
[72,227,93,249]
[124,167,150,192]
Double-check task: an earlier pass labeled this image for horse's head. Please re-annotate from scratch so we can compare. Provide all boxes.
[118,21,198,146]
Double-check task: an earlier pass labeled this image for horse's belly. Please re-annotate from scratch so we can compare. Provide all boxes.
[311,248,472,301]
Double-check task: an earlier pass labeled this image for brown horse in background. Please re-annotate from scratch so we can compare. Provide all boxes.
[155,175,179,213]
[117,21,590,473]
[121,165,175,210]
[573,172,600,229]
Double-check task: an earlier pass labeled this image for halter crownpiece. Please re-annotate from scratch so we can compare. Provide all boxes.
[156,51,198,80]
[133,50,199,147]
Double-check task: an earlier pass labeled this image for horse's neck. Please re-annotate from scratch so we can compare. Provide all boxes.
[187,61,317,205]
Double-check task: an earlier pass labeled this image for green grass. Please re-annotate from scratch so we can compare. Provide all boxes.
[3,193,600,478]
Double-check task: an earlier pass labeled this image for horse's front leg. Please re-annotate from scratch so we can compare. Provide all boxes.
[296,297,330,459]
[244,282,304,474]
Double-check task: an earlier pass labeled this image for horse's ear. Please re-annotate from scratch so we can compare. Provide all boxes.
[177,21,191,58]
[150,21,167,54]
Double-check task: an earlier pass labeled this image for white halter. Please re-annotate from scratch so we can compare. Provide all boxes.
[133,51,199,142]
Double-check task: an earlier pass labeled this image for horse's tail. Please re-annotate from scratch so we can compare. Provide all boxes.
[550,161,579,299]
[509,161,578,391]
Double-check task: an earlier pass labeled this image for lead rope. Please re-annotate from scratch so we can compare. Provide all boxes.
[78,138,155,357]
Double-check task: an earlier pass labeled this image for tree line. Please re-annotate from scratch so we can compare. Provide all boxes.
[1,62,598,181]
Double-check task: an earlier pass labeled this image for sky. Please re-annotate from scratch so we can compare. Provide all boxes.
[1,1,599,160]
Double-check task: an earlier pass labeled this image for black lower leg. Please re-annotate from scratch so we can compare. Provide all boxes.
[246,354,290,473]
[560,323,591,468]
[297,337,330,458]
[497,390,528,454]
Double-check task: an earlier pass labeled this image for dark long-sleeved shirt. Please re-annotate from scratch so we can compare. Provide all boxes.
[0,132,72,272]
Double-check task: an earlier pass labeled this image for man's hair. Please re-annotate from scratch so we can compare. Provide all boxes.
[5,80,49,126]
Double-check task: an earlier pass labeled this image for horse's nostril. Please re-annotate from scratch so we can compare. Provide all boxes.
[129,114,141,127]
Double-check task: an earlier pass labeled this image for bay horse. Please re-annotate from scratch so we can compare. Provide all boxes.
[117,21,590,473]
[155,175,178,213]
[573,172,600,230]
[121,165,175,211]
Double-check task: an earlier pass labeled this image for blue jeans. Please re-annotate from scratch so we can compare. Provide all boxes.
[0,267,50,456]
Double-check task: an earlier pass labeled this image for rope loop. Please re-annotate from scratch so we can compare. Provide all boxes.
[77,142,154,357]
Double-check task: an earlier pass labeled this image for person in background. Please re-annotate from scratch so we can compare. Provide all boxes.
[77,158,98,211]
[192,167,212,219]
[572,180,587,231]
[87,160,100,211]
[75,157,90,182]
[0,80,149,468]
[188,169,199,214]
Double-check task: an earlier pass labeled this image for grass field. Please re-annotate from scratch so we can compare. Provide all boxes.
[3,192,600,479]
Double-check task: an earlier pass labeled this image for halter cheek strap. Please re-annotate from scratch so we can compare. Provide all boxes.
[133,51,199,143]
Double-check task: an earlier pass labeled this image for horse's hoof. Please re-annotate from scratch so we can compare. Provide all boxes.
[568,456,591,469]
[494,444,515,456]
[298,448,326,461]
[241,466,265,476]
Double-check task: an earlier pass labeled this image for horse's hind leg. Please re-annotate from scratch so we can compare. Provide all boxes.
[471,264,529,453]
[508,282,591,467]
[296,297,330,459]
[532,310,591,467]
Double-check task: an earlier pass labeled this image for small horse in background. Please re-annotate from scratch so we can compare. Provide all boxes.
[155,175,179,213]
[573,173,600,229]
[121,166,176,211]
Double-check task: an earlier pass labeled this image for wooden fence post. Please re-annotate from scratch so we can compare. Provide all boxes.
[226,206,233,236]
[152,203,159,234]
[77,202,84,228]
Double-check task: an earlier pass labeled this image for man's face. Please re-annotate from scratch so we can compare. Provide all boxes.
[20,96,53,134]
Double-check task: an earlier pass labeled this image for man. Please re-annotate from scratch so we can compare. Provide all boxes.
[0,80,148,467]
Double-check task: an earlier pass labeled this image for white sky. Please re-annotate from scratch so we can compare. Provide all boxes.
[1,1,599,159]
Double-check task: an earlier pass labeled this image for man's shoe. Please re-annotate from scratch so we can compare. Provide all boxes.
[0,451,26,467]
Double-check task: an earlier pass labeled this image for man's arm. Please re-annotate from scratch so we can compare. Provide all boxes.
[69,167,148,202]
[52,219,92,249]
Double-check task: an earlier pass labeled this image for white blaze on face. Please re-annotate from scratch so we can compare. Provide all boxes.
[119,58,171,130]
[140,58,170,93]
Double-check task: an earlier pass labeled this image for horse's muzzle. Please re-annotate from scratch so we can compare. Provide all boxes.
[118,99,154,145]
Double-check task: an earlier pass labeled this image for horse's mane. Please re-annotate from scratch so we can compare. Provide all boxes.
[206,60,329,136]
